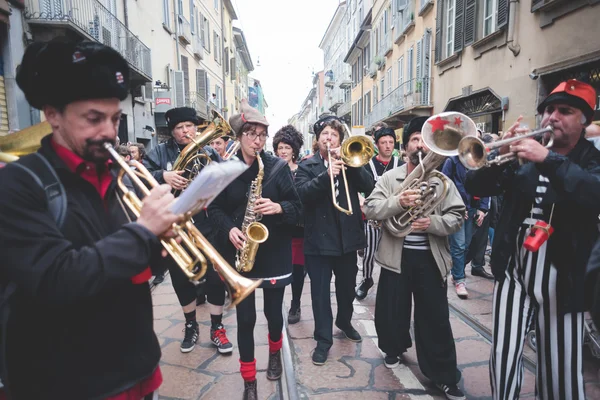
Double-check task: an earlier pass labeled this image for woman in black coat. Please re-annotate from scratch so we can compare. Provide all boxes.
[208,100,301,400]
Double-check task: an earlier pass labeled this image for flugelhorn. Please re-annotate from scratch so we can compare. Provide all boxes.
[458,126,554,170]
[327,124,375,215]
[104,143,262,308]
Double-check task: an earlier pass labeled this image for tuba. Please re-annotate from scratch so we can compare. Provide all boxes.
[382,112,477,237]
[235,151,269,272]
[105,143,262,308]
[171,110,232,194]
[0,121,52,162]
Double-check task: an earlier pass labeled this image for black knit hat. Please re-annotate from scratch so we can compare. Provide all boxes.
[16,38,129,110]
[165,107,200,131]
[374,127,396,143]
[402,116,429,146]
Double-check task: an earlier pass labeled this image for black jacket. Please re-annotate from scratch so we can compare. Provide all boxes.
[466,137,600,313]
[295,154,375,256]
[143,137,220,238]
[0,136,162,399]
[208,151,302,287]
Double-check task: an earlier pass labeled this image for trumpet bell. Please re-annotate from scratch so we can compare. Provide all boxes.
[457,136,487,170]
[0,121,52,162]
[341,135,375,168]
[421,112,478,157]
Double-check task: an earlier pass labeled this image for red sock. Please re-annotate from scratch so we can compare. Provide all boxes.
[240,359,256,382]
[268,333,282,353]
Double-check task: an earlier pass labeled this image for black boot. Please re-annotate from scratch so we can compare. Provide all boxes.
[355,278,374,300]
[288,303,301,325]
[243,379,258,400]
[267,350,282,380]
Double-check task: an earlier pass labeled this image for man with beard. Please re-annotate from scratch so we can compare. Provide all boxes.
[467,80,600,399]
[364,116,466,400]
[355,127,403,300]
[143,107,233,356]
[0,38,179,399]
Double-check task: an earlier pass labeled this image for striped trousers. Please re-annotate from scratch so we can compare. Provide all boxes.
[490,232,585,400]
[361,222,381,280]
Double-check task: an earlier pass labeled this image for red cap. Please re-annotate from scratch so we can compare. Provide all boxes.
[537,79,597,123]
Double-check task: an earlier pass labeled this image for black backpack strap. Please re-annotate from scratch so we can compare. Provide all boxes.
[12,153,67,229]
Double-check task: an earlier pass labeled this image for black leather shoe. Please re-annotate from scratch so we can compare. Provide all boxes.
[471,267,494,280]
[152,274,164,285]
[336,324,362,342]
[243,379,258,400]
[266,350,282,380]
[312,348,328,365]
[355,278,374,300]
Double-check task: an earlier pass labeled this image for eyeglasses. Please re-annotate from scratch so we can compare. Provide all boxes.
[243,131,269,141]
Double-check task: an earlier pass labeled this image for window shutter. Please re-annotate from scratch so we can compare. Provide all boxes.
[454,0,465,53]
[464,0,477,45]
[196,69,206,100]
[174,70,185,107]
[231,58,237,80]
[422,29,431,104]
[497,0,508,29]
[416,39,422,82]
[434,0,444,63]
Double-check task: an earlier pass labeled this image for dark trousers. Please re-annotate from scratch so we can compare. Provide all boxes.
[236,287,285,362]
[375,249,461,386]
[291,264,306,308]
[466,213,490,270]
[305,252,358,352]
[165,257,225,307]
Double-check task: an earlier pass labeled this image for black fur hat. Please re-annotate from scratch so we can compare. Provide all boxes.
[273,125,304,160]
[16,38,129,110]
[165,107,200,131]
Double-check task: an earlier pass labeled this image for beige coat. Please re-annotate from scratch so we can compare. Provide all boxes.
[363,164,465,279]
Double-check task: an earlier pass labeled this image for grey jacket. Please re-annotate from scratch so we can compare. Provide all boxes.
[363,164,465,279]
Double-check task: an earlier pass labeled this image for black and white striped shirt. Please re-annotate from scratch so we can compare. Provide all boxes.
[403,232,431,250]
[523,174,550,227]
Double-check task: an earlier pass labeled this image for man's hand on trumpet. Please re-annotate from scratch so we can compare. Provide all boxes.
[398,188,422,208]
[327,148,346,177]
[509,139,550,163]
[137,184,181,237]
[164,170,189,191]
[411,217,431,232]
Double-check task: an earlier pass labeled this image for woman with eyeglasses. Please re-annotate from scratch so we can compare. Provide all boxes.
[208,100,302,400]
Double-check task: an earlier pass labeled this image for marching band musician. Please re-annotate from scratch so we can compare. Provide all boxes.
[363,116,466,400]
[143,107,233,355]
[355,127,403,300]
[0,39,175,399]
[466,80,600,400]
[295,116,374,366]
[207,100,301,400]
[272,125,306,324]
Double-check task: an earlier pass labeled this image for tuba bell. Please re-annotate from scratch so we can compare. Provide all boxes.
[0,121,52,162]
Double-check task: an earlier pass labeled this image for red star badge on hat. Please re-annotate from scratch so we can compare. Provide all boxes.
[428,116,450,132]
[454,117,463,127]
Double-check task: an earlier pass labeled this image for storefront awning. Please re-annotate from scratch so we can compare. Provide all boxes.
[444,88,502,118]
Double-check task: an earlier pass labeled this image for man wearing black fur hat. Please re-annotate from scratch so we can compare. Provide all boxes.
[0,38,178,399]
[143,106,233,355]
[355,127,404,300]
[364,116,466,400]
[295,115,374,365]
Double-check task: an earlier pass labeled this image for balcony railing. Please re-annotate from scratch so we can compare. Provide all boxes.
[24,0,152,80]
[177,14,192,45]
[186,92,208,119]
[337,99,351,118]
[364,77,432,129]
[192,33,203,59]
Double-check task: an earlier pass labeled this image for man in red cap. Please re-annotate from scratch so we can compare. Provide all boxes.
[466,79,600,399]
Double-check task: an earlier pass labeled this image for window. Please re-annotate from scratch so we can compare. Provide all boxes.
[214,0,219,11]
[215,85,222,108]
[446,0,456,57]
[380,77,385,99]
[181,55,190,103]
[190,0,195,34]
[162,0,170,29]
[373,84,378,105]
[387,68,392,94]
[203,17,211,52]
[397,56,404,88]
[484,0,497,36]
[407,46,414,93]
[178,0,183,15]
[365,91,371,114]
[214,32,221,64]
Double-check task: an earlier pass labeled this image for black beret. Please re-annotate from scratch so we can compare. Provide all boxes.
[165,107,200,131]
[313,115,347,140]
[402,116,429,146]
[16,38,129,110]
[374,127,396,143]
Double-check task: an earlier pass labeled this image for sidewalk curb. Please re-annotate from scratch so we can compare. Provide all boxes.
[280,305,300,400]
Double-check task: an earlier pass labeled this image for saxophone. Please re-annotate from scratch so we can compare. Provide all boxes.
[235,151,270,272]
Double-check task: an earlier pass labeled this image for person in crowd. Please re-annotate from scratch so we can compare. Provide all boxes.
[0,38,175,400]
[442,148,492,299]
[295,116,374,366]
[143,106,232,355]
[129,142,146,162]
[355,127,404,300]
[208,100,301,400]
[210,135,230,159]
[364,115,466,400]
[585,123,600,150]
[272,125,306,324]
[466,80,600,399]
[116,144,132,161]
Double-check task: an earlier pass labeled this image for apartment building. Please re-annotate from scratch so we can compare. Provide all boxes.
[433,0,600,133]
[319,1,352,124]
[293,71,325,154]
[232,27,253,113]
[221,0,236,120]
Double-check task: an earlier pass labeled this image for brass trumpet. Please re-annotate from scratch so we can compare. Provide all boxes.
[0,121,52,162]
[458,126,554,170]
[327,125,375,215]
[105,143,262,308]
